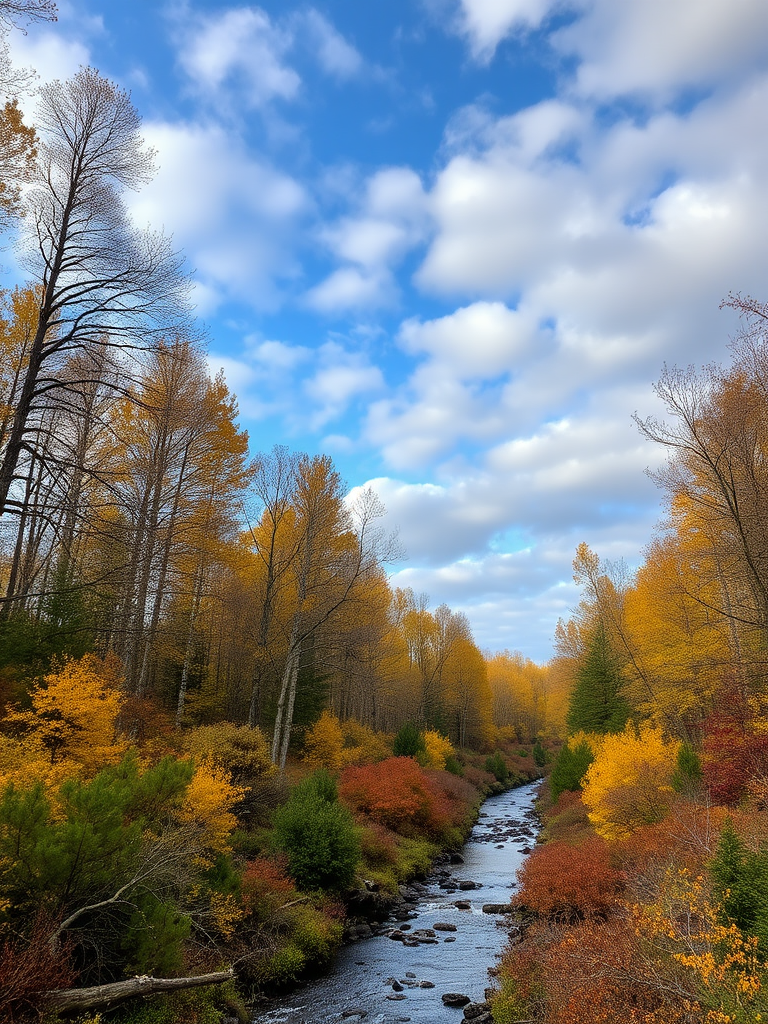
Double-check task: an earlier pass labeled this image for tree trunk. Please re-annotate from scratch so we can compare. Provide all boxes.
[43,969,233,1013]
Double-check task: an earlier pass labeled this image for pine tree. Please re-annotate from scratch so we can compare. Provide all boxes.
[566,621,630,734]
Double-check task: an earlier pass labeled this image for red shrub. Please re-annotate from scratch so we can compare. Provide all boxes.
[340,757,453,838]
[516,837,624,921]
[702,710,768,806]
[241,856,296,920]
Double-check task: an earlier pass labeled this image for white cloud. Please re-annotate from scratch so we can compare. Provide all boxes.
[304,343,385,426]
[455,0,557,62]
[297,9,363,80]
[555,0,768,100]
[399,301,534,377]
[175,6,299,107]
[128,120,306,311]
[308,167,429,312]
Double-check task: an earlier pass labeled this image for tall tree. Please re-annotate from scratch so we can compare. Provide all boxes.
[0,67,189,518]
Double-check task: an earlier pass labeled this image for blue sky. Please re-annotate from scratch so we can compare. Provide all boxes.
[7,0,768,660]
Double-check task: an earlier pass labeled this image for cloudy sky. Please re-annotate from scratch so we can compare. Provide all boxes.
[7,0,768,660]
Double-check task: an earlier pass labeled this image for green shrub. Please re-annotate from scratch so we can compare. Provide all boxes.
[272,790,360,891]
[485,751,509,783]
[258,943,306,987]
[549,740,594,801]
[532,740,547,767]
[445,754,464,776]
[393,723,426,758]
[294,768,338,803]
[671,742,702,794]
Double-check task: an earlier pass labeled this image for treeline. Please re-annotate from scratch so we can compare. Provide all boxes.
[492,296,768,1024]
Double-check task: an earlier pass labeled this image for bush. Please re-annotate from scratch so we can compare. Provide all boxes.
[550,740,594,801]
[671,742,702,794]
[515,837,624,921]
[302,711,345,772]
[272,787,360,891]
[532,740,547,767]
[485,751,509,783]
[340,757,454,839]
[392,723,425,758]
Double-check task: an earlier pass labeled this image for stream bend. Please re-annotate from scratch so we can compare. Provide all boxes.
[257,780,541,1024]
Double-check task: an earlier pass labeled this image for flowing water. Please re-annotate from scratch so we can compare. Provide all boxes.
[255,780,541,1024]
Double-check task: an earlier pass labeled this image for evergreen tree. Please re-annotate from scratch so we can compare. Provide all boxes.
[566,621,630,734]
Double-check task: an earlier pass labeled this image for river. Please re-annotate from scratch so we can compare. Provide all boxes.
[256,779,541,1024]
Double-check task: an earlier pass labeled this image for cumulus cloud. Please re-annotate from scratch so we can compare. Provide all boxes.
[555,0,768,100]
[454,0,557,62]
[171,3,363,110]
[128,120,307,311]
[307,167,429,312]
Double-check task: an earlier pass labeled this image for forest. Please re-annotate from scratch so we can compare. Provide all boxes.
[3,3,768,1024]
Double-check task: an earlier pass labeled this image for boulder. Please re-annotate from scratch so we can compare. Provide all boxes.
[433,922,457,932]
[442,993,471,1007]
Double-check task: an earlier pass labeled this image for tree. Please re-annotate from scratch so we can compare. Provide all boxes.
[269,466,389,768]
[581,723,679,839]
[0,66,189,519]
[566,621,630,735]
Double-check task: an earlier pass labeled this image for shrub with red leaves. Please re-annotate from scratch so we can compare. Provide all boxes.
[702,710,768,806]
[339,757,454,838]
[515,837,624,921]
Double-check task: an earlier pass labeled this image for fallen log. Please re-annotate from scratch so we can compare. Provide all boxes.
[43,968,234,1013]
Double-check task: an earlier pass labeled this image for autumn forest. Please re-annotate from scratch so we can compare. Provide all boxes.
[3,2,768,1024]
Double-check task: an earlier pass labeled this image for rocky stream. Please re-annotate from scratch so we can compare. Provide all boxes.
[255,779,541,1024]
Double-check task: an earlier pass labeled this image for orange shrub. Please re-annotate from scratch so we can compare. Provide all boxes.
[516,837,624,921]
[339,757,453,838]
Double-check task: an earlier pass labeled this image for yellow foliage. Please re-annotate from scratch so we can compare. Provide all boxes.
[566,730,604,758]
[340,719,391,765]
[303,710,345,772]
[2,654,126,778]
[420,730,455,770]
[179,757,245,855]
[181,722,274,782]
[581,722,679,839]
[634,869,768,1022]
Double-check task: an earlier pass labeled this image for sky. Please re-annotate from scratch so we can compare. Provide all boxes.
[6,0,768,661]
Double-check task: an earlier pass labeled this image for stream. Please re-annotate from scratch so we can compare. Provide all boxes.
[256,780,541,1024]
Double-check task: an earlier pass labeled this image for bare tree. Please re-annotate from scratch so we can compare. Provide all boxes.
[0,66,190,518]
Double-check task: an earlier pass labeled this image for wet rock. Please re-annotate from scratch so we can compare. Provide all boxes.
[454,900,472,910]
[444,936,457,942]
[482,903,513,915]
[520,846,532,854]
[392,981,403,992]
[433,922,457,931]
[403,939,420,947]
[420,980,435,988]
[442,993,471,1007]
[386,993,407,1001]
[449,852,465,864]
[405,972,416,978]
[398,885,420,903]
[458,880,479,890]
[388,929,405,941]
[341,1010,367,1019]
[463,1002,491,1020]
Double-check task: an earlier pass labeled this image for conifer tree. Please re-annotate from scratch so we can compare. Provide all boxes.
[566,621,630,734]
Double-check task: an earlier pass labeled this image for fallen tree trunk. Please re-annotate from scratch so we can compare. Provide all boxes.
[44,968,234,1013]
